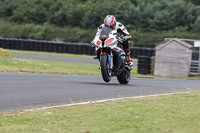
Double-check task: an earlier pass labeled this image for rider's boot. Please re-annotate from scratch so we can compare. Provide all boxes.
[93,56,98,59]
[124,49,134,67]
[127,55,134,67]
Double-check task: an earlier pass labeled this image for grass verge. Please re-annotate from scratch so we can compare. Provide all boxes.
[0,57,101,75]
[0,55,199,79]
[0,49,198,79]
[7,49,97,59]
[7,49,138,62]
[0,91,200,133]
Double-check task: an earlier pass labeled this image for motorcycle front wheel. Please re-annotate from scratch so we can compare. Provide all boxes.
[100,54,111,82]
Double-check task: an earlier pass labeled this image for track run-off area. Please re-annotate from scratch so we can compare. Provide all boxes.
[0,72,200,113]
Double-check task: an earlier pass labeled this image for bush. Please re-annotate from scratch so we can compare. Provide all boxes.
[0,22,200,48]
[1,0,200,47]
[0,48,10,58]
[29,23,53,40]
[130,28,200,47]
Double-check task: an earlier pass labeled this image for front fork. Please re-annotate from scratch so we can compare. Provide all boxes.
[100,49,113,69]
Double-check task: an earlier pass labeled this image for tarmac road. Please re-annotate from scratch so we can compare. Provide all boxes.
[0,72,200,113]
[12,54,99,64]
[11,54,138,66]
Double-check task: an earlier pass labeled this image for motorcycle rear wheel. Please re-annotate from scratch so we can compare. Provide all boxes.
[100,54,111,82]
[117,68,131,84]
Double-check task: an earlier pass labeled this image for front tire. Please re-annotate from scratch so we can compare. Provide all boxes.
[100,55,111,82]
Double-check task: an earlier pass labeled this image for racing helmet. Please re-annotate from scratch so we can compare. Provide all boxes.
[104,15,116,29]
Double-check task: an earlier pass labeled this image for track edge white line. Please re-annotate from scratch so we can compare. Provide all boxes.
[24,91,191,112]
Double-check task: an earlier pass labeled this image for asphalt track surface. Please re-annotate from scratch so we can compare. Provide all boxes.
[11,54,138,66]
[0,72,200,113]
[12,54,99,64]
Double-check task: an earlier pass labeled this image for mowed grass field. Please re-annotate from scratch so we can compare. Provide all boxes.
[0,92,200,133]
[1,49,200,80]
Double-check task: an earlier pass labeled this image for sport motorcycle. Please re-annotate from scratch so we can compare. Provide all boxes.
[91,27,132,84]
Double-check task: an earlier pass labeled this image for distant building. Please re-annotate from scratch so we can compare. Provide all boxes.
[154,38,192,77]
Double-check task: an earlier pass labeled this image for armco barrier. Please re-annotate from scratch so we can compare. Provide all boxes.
[0,38,156,58]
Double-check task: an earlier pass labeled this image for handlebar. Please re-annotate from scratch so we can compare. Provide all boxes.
[117,36,125,43]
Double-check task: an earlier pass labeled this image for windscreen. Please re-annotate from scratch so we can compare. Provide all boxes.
[99,27,113,40]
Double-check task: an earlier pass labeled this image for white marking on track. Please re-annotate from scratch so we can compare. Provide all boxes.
[25,91,190,112]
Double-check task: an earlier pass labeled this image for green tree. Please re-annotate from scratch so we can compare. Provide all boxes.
[149,10,174,31]
[185,0,200,5]
[191,16,200,32]
[49,9,67,26]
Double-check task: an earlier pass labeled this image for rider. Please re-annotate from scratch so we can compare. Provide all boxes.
[96,15,134,67]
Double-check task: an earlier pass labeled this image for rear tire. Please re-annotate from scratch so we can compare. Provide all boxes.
[100,55,111,82]
[117,68,131,84]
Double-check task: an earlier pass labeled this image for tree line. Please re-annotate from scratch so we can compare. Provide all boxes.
[0,0,200,47]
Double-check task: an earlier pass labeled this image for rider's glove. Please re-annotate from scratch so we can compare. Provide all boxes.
[124,35,132,41]
[117,35,132,43]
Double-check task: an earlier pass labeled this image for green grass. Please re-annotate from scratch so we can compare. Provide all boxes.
[1,57,198,79]
[0,57,101,75]
[0,91,200,133]
[0,57,139,77]
[8,49,95,59]
[7,49,138,62]
[0,51,199,79]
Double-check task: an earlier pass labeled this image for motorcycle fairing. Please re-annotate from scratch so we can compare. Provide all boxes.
[93,27,118,48]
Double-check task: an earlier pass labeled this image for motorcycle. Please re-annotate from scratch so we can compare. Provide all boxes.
[91,27,132,84]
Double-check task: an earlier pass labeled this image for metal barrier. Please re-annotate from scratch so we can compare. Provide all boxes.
[190,60,200,76]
